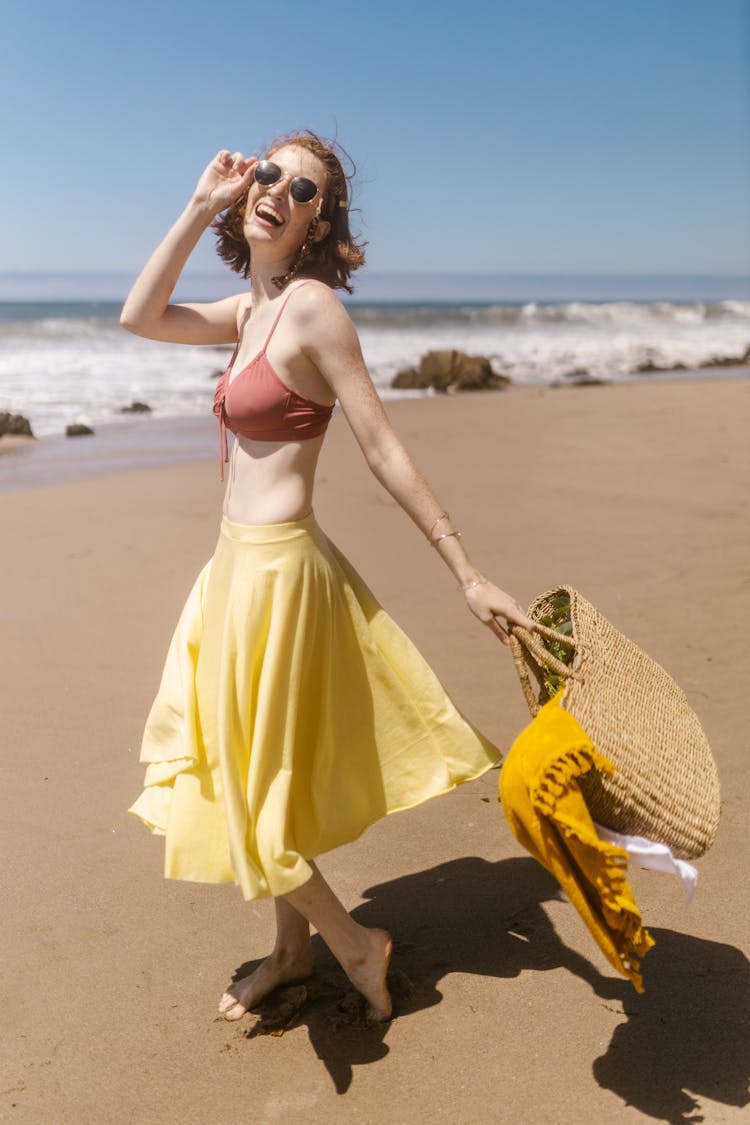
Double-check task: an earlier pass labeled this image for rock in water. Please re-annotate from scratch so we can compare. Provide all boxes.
[698,343,750,369]
[66,423,94,437]
[392,350,509,392]
[119,401,152,413]
[0,412,34,438]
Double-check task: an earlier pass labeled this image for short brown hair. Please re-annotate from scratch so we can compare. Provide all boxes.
[212,131,366,293]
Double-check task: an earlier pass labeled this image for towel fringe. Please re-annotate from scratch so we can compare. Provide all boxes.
[501,698,654,991]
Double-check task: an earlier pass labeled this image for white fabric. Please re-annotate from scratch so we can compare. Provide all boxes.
[594,823,699,905]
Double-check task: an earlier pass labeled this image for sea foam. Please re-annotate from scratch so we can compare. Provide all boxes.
[1,298,748,436]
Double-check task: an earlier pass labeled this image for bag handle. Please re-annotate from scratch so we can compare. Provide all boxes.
[508,623,580,717]
[509,633,544,715]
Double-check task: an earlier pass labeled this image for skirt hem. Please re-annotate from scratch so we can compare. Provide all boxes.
[135,754,501,900]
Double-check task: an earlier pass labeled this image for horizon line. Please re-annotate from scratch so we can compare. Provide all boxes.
[1,268,749,281]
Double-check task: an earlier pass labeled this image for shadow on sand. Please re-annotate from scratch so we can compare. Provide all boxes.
[230,856,749,1116]
[592,927,749,1123]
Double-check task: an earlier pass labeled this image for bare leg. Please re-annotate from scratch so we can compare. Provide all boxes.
[219,897,313,1020]
[284,862,392,1022]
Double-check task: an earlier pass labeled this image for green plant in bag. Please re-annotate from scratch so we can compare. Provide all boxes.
[539,594,574,697]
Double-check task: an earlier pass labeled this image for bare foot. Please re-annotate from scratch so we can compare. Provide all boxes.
[342,928,393,1022]
[218,945,314,1021]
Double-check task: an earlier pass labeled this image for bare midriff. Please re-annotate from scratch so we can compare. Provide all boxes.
[221,430,326,525]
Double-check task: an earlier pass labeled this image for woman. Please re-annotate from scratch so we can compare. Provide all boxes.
[122,132,534,1024]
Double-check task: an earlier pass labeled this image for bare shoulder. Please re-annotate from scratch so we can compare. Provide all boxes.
[285,283,376,406]
[289,281,355,337]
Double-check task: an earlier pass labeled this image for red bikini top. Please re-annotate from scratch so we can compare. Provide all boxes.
[212,281,335,480]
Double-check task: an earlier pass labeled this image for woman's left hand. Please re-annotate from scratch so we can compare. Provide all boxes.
[464,580,535,645]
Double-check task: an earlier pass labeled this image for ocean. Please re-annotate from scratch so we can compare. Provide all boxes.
[1,273,749,439]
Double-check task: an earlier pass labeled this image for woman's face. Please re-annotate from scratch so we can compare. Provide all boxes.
[243,143,328,254]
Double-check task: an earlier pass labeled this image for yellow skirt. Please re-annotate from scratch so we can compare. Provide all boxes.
[129,513,499,900]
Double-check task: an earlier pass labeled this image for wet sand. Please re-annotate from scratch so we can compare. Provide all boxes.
[1,380,748,1123]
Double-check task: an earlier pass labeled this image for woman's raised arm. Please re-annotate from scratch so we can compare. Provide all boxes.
[120,151,257,344]
[296,285,535,643]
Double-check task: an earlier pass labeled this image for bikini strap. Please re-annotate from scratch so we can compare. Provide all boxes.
[224,341,240,373]
[261,280,314,352]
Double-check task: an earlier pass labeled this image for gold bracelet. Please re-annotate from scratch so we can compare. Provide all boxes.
[431,530,462,547]
[428,511,450,540]
[459,574,487,592]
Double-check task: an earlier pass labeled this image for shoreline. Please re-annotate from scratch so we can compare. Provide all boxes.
[2,366,748,494]
[0,413,216,492]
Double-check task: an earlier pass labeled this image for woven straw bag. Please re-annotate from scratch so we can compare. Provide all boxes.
[508,585,720,860]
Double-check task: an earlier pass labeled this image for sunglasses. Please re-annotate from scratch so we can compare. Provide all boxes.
[254,160,320,205]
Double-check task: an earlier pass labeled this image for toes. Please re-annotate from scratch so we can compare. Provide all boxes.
[366,1001,392,1023]
[222,1002,248,1021]
[363,983,392,1023]
[218,991,239,1014]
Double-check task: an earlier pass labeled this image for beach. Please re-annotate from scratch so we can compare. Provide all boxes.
[2,379,749,1123]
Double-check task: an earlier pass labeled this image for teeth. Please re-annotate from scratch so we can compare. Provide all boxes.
[257,203,283,226]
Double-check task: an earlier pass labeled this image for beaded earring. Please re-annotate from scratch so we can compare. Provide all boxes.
[272,215,321,290]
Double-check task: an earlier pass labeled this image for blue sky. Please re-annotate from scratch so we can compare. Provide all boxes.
[1,0,748,279]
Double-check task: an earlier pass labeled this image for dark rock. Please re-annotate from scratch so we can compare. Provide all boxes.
[66,423,94,437]
[635,360,688,373]
[209,368,226,380]
[551,376,608,388]
[392,350,509,393]
[390,366,423,389]
[0,412,34,438]
[119,401,152,413]
[634,347,684,373]
[698,344,750,369]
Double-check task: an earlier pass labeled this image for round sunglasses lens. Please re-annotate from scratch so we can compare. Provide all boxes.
[290,178,318,204]
[254,160,281,186]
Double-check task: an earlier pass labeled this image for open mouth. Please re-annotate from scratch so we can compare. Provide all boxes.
[255,202,285,228]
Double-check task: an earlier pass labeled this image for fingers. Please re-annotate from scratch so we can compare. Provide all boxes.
[480,600,533,646]
[486,607,536,645]
[487,615,511,646]
[216,150,245,165]
[514,611,536,633]
[239,156,258,185]
[498,600,535,635]
[215,150,255,177]
[465,580,535,644]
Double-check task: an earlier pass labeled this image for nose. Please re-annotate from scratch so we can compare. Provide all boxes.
[266,172,291,199]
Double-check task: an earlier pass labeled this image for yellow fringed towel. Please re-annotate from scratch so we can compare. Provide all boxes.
[499,694,655,991]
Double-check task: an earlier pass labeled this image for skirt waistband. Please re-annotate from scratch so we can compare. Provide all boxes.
[220,511,318,544]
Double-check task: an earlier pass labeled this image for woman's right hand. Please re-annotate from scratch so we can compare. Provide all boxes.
[193,150,257,217]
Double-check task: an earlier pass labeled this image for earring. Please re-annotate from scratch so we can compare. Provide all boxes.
[272,216,321,291]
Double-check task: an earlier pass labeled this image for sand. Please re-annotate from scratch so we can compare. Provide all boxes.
[1,379,748,1124]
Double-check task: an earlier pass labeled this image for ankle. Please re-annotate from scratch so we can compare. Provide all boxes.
[272,940,312,963]
[341,926,389,970]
